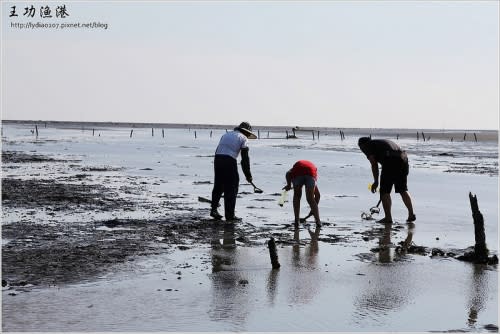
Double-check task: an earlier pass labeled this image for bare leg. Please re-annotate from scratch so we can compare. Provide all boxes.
[293,186,302,226]
[314,186,320,205]
[305,186,320,225]
[381,193,393,223]
[400,191,416,221]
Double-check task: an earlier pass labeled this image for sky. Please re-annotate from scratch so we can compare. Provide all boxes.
[1,1,499,130]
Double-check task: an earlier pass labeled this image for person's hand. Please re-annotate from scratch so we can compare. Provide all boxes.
[283,184,292,191]
[371,181,379,193]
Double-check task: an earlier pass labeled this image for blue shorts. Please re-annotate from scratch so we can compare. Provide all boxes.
[292,175,316,189]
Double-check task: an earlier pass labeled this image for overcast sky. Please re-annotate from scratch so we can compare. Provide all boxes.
[2,1,499,129]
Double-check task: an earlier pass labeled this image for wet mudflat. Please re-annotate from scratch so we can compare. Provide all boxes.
[1,123,498,332]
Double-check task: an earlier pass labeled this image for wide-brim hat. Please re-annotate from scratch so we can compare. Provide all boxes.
[234,122,257,139]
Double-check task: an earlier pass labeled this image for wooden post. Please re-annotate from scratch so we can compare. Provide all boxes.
[286,130,289,139]
[257,130,260,139]
[210,130,212,138]
[417,132,419,141]
[268,237,281,269]
[35,125,38,137]
[312,130,315,140]
[474,133,477,142]
[317,130,320,140]
[152,128,154,136]
[194,131,197,139]
[422,132,426,142]
[463,133,467,141]
[162,129,165,138]
[92,129,95,136]
[469,192,488,260]
[130,129,133,138]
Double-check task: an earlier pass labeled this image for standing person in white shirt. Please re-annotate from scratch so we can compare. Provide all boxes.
[210,122,257,222]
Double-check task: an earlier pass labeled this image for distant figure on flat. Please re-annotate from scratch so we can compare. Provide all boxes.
[358,137,416,224]
[283,160,321,228]
[210,122,257,222]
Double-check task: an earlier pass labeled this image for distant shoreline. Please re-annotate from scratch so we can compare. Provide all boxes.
[1,119,498,141]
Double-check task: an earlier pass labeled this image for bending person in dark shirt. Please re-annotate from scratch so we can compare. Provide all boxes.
[358,137,416,224]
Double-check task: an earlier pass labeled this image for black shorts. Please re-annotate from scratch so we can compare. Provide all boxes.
[380,153,409,194]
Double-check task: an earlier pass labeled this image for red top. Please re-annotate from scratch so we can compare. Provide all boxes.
[289,160,318,180]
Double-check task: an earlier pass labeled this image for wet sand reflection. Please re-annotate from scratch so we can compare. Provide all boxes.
[466,264,491,328]
[352,222,416,325]
[286,225,323,305]
[208,223,249,329]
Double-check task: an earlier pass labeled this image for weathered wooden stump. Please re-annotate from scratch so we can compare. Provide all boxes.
[457,193,498,265]
[268,237,280,269]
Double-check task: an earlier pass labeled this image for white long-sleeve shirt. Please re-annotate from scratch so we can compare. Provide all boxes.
[215,130,248,160]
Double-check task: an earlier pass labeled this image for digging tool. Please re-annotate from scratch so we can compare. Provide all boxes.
[198,196,220,207]
[370,198,382,214]
[361,198,381,220]
[299,210,313,223]
[250,181,263,193]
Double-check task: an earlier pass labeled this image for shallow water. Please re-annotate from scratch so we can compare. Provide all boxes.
[2,123,498,332]
[3,241,498,332]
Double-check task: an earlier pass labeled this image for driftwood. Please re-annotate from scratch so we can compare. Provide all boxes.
[457,193,498,264]
[268,237,281,269]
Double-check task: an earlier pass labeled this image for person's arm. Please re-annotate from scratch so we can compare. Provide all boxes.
[368,155,379,192]
[240,147,252,182]
[284,170,292,191]
[314,186,320,204]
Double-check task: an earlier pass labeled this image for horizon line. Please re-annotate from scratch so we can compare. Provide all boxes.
[1,119,498,133]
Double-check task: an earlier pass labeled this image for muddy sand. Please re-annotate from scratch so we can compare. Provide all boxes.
[1,128,498,332]
[4,150,482,291]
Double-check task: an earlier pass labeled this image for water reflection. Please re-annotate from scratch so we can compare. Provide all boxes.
[352,223,416,325]
[307,225,321,259]
[266,265,279,306]
[393,222,415,261]
[265,226,323,307]
[285,225,323,305]
[291,225,321,270]
[208,223,249,329]
[377,221,416,263]
[466,264,490,328]
[378,222,393,263]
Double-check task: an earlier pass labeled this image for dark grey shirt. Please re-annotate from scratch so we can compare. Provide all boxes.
[361,139,402,165]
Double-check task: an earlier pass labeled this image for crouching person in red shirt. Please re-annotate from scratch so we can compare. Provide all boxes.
[284,160,321,228]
